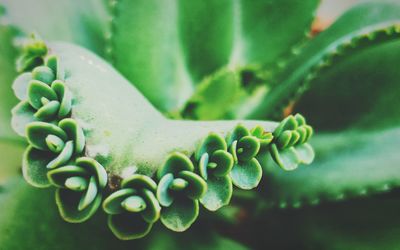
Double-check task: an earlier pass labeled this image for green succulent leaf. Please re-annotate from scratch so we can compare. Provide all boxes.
[11,101,37,136]
[55,188,103,223]
[200,175,232,211]
[178,0,234,82]
[209,150,234,177]
[245,1,400,119]
[140,189,161,223]
[230,158,262,190]
[178,170,207,200]
[182,69,242,120]
[108,212,153,240]
[28,79,58,109]
[22,146,52,188]
[160,197,199,232]
[26,122,67,150]
[232,0,319,65]
[195,133,227,161]
[236,135,261,162]
[269,143,301,171]
[295,143,315,165]
[45,140,73,169]
[47,165,88,188]
[12,72,32,100]
[121,174,157,192]
[103,188,136,215]
[251,125,274,146]
[157,152,194,179]
[157,173,175,207]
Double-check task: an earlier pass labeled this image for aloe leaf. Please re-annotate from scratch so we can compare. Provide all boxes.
[178,0,234,82]
[200,175,233,211]
[1,0,108,55]
[110,0,193,112]
[160,197,199,232]
[245,1,400,119]
[230,0,319,66]
[296,40,400,130]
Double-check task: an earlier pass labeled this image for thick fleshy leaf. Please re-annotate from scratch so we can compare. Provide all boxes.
[59,118,85,154]
[11,101,37,136]
[51,80,72,118]
[195,133,227,160]
[199,153,210,180]
[178,170,207,200]
[45,55,65,80]
[157,152,194,179]
[226,124,250,145]
[121,174,157,192]
[78,176,98,211]
[210,150,234,177]
[12,72,32,100]
[111,0,193,111]
[200,175,232,211]
[34,100,60,120]
[269,143,300,171]
[75,157,107,189]
[47,165,88,188]
[156,173,175,207]
[26,122,67,150]
[103,188,136,215]
[46,140,73,169]
[273,115,298,137]
[181,69,242,120]
[295,143,315,165]
[160,197,199,232]
[230,158,262,190]
[22,146,52,188]
[55,188,102,223]
[236,135,260,162]
[28,79,58,109]
[244,1,400,119]
[31,65,55,84]
[108,212,152,240]
[251,125,274,146]
[141,189,161,223]
[178,0,234,82]
[232,0,319,65]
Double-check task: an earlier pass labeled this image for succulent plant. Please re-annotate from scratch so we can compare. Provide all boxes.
[0,0,400,249]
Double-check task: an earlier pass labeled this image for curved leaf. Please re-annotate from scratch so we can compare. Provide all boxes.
[230,158,262,190]
[200,175,232,211]
[108,212,152,240]
[22,146,52,188]
[160,197,199,232]
[245,1,400,119]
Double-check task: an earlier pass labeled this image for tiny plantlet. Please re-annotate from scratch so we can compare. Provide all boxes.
[0,0,400,248]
